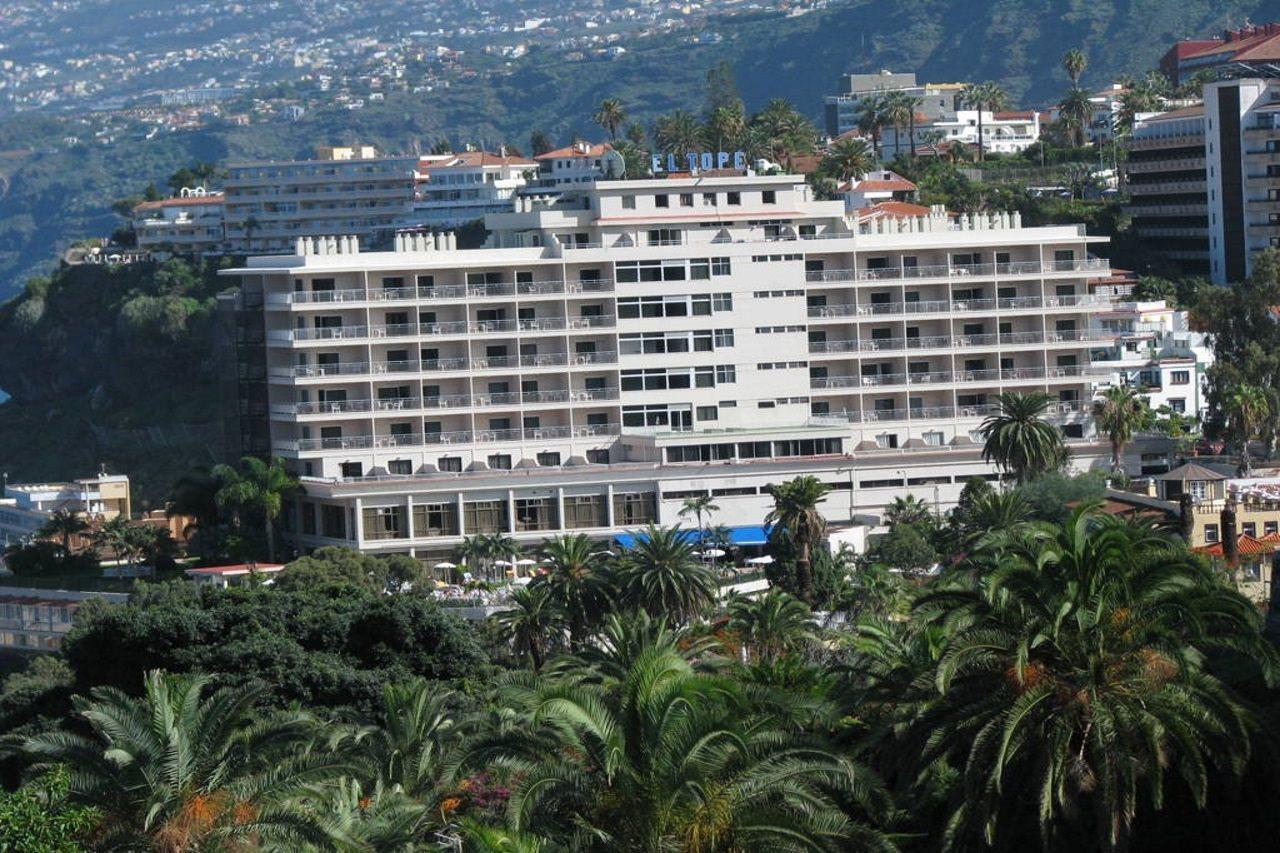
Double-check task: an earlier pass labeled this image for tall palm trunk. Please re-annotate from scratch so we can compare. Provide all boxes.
[908,111,917,158]
[796,541,813,605]
[264,509,276,563]
[977,111,986,161]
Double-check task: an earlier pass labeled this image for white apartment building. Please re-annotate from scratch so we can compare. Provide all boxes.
[884,110,1044,158]
[131,188,225,256]
[224,172,1128,560]
[1090,300,1213,420]
[534,142,611,188]
[223,146,416,254]
[404,150,538,229]
[823,71,965,138]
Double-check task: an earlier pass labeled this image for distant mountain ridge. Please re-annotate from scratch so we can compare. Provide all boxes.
[0,0,1272,298]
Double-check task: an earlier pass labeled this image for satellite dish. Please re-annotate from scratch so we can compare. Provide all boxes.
[602,148,626,180]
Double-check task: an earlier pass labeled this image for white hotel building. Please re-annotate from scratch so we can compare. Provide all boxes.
[224,172,1129,559]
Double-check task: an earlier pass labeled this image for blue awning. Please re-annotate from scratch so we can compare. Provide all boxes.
[613,525,772,549]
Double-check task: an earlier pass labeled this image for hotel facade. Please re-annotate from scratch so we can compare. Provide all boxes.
[224,172,1132,560]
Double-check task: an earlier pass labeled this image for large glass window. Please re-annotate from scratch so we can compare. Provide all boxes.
[362,506,406,540]
[564,495,607,529]
[464,500,508,534]
[514,498,558,532]
[613,492,657,526]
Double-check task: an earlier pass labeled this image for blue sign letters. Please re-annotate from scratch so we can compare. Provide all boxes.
[650,151,748,174]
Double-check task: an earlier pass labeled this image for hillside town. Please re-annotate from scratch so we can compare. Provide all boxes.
[4,11,1280,853]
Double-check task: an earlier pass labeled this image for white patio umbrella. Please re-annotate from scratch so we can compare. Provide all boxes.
[702,548,727,558]
[433,561,457,569]
[494,559,513,567]
[515,558,538,566]
[745,555,774,565]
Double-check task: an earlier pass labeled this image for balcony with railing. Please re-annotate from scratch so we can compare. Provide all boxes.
[806,293,1110,320]
[269,278,616,307]
[273,350,620,380]
[809,364,1108,391]
[279,422,623,453]
[819,400,1089,425]
[807,330,1115,355]
[803,258,1109,284]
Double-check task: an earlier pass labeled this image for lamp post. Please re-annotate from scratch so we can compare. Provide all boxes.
[837,466,856,522]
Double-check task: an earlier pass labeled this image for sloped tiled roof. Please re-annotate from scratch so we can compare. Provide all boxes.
[1193,534,1279,558]
[1157,461,1230,481]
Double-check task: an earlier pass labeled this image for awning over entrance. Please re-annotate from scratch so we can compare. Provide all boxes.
[613,525,773,549]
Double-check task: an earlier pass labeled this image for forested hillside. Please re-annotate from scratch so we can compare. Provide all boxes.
[0,0,1270,298]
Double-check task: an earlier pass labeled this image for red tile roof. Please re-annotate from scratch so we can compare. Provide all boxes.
[1183,24,1280,61]
[535,142,611,160]
[1193,534,1280,558]
[132,195,224,211]
[854,201,932,219]
[435,150,536,168]
[840,171,917,193]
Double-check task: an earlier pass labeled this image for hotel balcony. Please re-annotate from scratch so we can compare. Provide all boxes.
[805,293,1111,321]
[806,329,1116,356]
[803,258,1109,284]
[268,278,616,308]
[270,387,621,418]
[1125,157,1205,173]
[276,422,622,454]
[268,315,617,345]
[809,364,1110,393]
[271,350,619,381]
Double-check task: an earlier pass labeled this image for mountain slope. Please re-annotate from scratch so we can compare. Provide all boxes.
[0,0,1272,299]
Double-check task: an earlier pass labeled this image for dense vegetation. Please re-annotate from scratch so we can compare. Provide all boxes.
[0,258,232,505]
[2,476,1279,850]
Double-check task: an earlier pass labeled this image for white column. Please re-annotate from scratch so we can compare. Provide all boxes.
[353,498,364,545]
[556,487,566,532]
[506,489,517,533]
[405,494,415,540]
[605,483,616,528]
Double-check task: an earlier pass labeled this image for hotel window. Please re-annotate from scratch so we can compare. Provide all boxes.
[362,506,406,541]
[301,502,317,535]
[712,257,731,275]
[1204,523,1219,544]
[714,329,735,348]
[716,365,737,383]
[727,191,741,205]
[655,194,670,208]
[647,228,682,246]
[340,462,363,479]
[712,293,733,311]
[564,495,607,529]
[536,451,562,467]
[388,459,412,476]
[413,503,459,537]
[586,449,610,464]
[438,456,462,473]
[703,192,717,206]
[696,405,718,422]
[464,500,508,534]
[321,505,347,539]
[613,492,657,525]
[488,454,513,470]
[515,498,558,532]
[679,193,694,207]
[622,195,636,209]
[1243,522,1257,538]
[1267,521,1278,537]
[762,190,777,204]
[1170,370,1190,385]
[1170,399,1186,413]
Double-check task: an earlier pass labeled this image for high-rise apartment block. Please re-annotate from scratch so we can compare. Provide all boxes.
[222,146,416,254]
[224,172,1123,559]
[1127,78,1280,283]
[823,71,965,139]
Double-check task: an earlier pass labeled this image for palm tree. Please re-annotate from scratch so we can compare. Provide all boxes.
[454,534,489,581]
[823,137,876,182]
[855,92,890,159]
[904,507,1276,850]
[1227,383,1270,476]
[726,589,815,665]
[21,670,347,850]
[1062,47,1087,86]
[212,455,298,562]
[1093,384,1151,474]
[38,508,89,557]
[703,104,747,151]
[168,466,223,562]
[980,391,1066,484]
[614,525,718,626]
[961,81,1009,161]
[763,475,830,605]
[296,779,427,851]
[652,109,702,158]
[677,494,719,540]
[484,531,520,581]
[883,91,917,159]
[952,490,1033,546]
[494,585,563,671]
[92,515,138,567]
[593,97,627,139]
[535,533,610,649]
[1059,86,1094,148]
[884,494,932,528]
[494,641,892,850]
[334,679,467,804]
[752,98,819,163]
